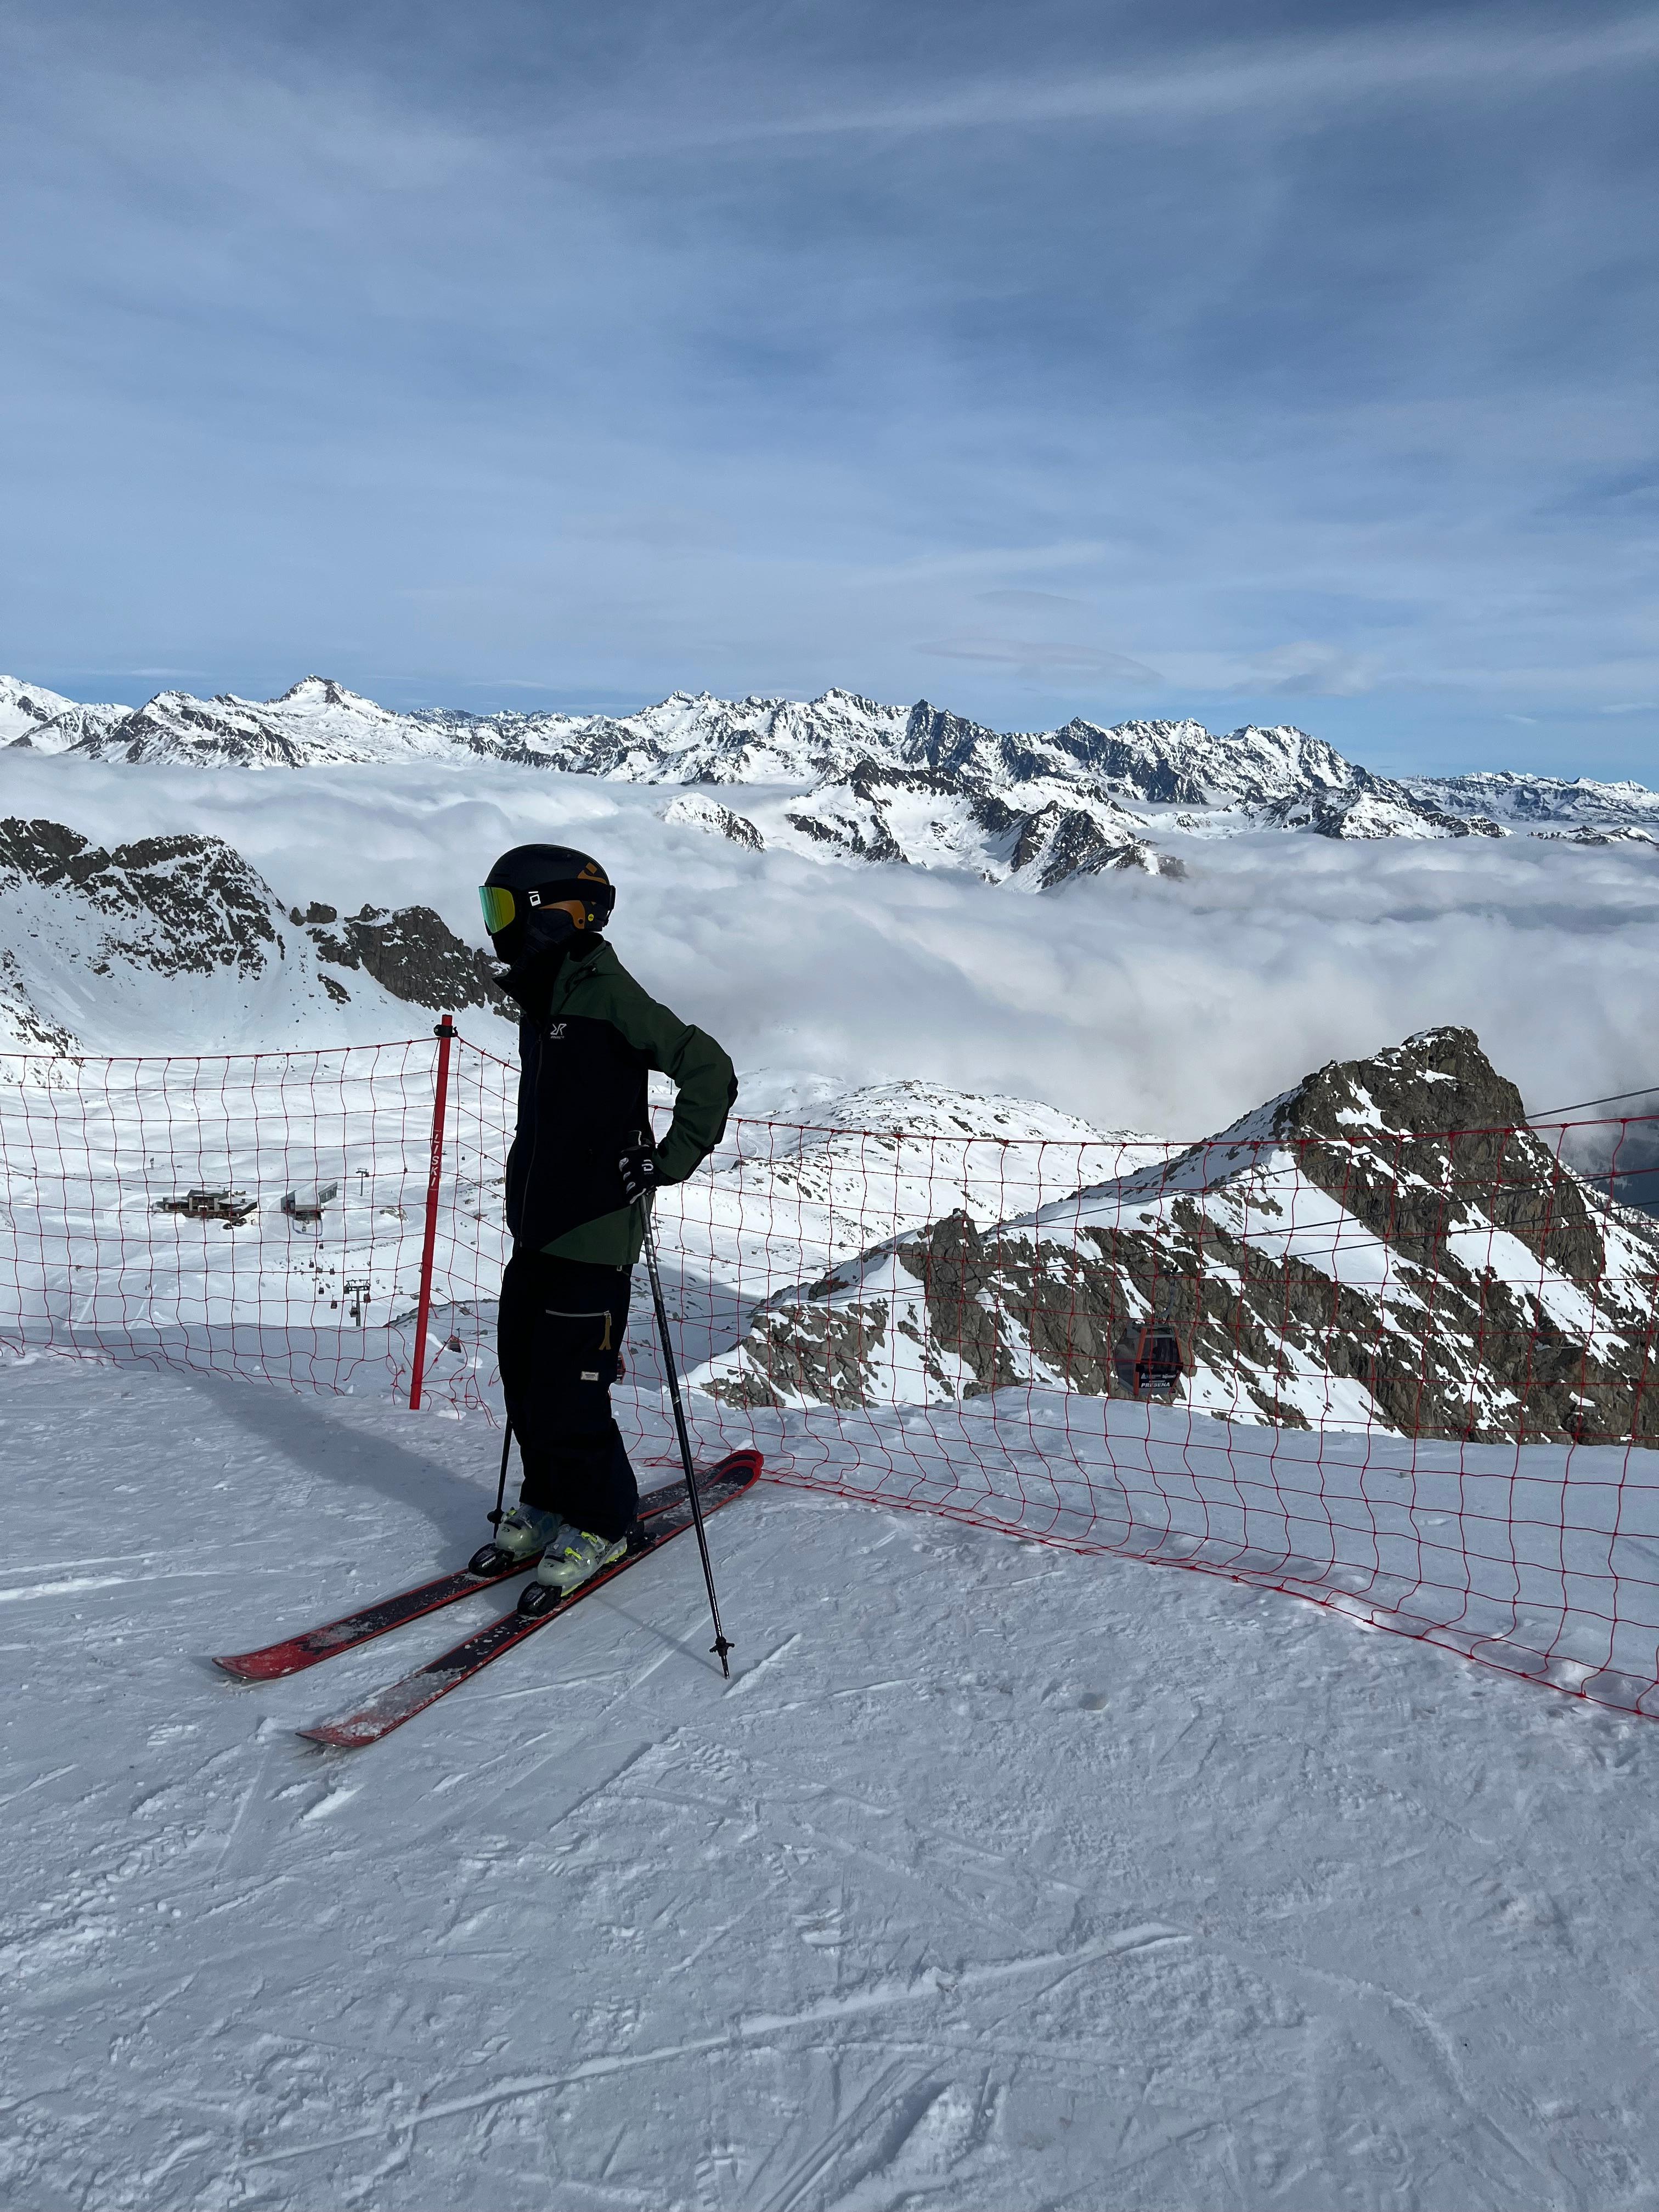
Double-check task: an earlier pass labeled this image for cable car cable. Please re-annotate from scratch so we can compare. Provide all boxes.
[1525,1084,1659,1121]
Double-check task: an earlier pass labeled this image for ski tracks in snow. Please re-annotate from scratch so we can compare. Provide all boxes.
[7,1365,1659,2209]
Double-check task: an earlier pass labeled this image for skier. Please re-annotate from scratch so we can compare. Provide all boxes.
[477,844,736,1594]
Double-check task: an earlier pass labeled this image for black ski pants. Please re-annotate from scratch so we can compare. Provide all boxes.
[497,1250,639,1542]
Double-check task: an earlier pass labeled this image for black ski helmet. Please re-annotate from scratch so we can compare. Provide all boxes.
[479,844,614,958]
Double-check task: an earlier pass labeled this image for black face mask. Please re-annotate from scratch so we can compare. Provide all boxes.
[494,905,583,1025]
[489,902,578,972]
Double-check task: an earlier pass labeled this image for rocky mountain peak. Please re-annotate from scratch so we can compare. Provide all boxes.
[900,700,1001,774]
[1274,1026,1528,1145]
[272,676,380,710]
[0,676,74,726]
[696,1025,1659,1447]
[0,677,131,755]
[812,686,900,718]
[0,817,279,977]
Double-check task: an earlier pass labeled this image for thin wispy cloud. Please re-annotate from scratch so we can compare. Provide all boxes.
[659,14,1659,149]
[918,639,1165,684]
[0,0,1654,778]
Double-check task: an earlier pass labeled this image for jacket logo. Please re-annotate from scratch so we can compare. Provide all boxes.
[547,1022,567,1040]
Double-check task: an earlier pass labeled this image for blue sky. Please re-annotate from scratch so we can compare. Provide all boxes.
[2,0,1655,776]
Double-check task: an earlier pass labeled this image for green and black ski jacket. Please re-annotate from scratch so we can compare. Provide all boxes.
[504,936,736,1268]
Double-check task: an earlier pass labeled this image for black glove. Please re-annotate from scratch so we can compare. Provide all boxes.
[618,1141,660,1205]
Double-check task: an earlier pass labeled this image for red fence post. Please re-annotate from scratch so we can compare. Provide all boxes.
[408,1015,455,1412]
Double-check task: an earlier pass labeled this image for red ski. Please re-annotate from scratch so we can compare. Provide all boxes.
[297,1450,761,1750]
[213,1548,540,1683]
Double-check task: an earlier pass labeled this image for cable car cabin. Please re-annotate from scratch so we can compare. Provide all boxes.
[1112,1318,1185,1402]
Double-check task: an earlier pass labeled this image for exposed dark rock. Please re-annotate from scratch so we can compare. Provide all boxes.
[900,701,1006,781]
[783,803,909,866]
[674,800,764,850]
[1008,804,1148,887]
[1538,826,1658,848]
[705,1028,1659,1446]
[1262,772,1506,840]
[1048,721,1212,804]
[0,818,278,977]
[305,904,511,1020]
[0,815,511,1031]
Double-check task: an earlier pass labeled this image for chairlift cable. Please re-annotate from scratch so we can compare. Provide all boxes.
[1525,1084,1659,1121]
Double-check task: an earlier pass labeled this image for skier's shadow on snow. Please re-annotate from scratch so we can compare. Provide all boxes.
[181,1370,489,1554]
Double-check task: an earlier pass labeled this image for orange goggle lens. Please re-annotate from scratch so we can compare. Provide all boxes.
[478,884,517,934]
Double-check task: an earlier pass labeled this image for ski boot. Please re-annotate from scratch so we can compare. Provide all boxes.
[516,1525,630,1615]
[467,1502,562,1578]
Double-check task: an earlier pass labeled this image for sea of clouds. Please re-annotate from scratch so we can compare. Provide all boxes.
[1,750,1654,1137]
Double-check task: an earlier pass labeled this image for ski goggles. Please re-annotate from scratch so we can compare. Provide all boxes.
[479,879,612,935]
[478,882,573,934]
[478,883,524,935]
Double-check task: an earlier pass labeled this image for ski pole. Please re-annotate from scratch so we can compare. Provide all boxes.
[635,1169,733,1677]
[488,1419,514,1531]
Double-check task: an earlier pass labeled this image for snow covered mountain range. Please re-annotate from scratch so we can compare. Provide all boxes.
[5,674,1656,889]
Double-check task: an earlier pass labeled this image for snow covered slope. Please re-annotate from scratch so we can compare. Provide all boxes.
[10,1006,1643,1455]
[0,815,508,1052]
[1402,766,1659,840]
[4,1353,1659,2210]
[76,675,507,770]
[718,765,1184,884]
[0,675,130,754]
[0,1048,1150,1375]
[679,1077,1163,1290]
